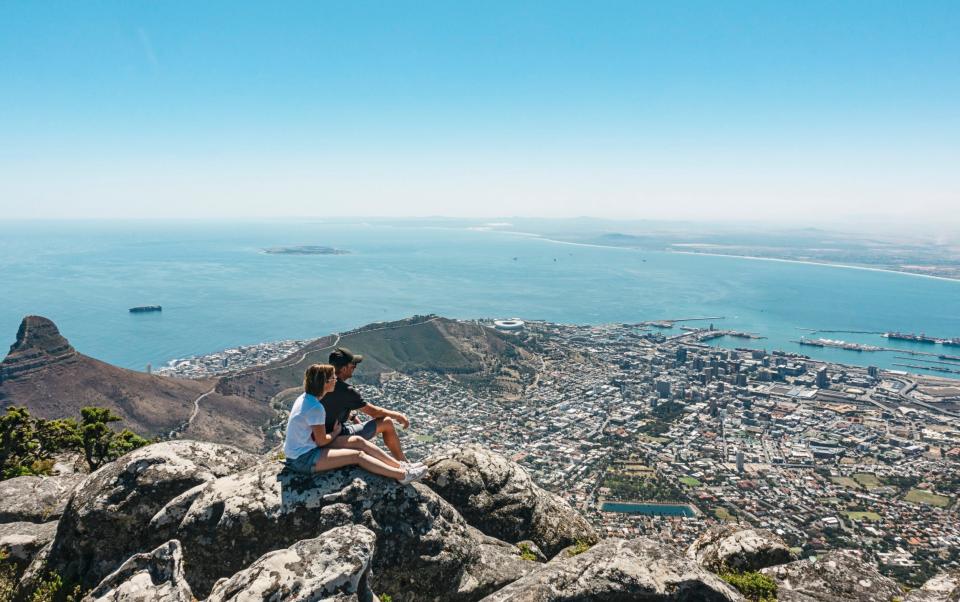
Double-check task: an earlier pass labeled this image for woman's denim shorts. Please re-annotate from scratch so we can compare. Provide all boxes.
[284,447,327,475]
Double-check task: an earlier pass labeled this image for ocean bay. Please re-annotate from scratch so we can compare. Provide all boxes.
[2,219,959,374]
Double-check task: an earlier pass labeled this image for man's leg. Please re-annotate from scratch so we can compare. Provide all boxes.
[375,417,407,462]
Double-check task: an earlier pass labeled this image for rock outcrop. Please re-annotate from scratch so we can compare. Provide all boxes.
[760,550,904,601]
[41,441,258,590]
[0,474,85,523]
[150,461,534,600]
[479,537,744,601]
[687,524,793,573]
[8,439,933,602]
[0,521,57,568]
[905,570,960,602]
[423,445,598,557]
[0,316,77,383]
[206,525,376,602]
[83,540,193,602]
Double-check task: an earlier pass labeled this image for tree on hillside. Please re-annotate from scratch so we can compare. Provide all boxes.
[0,405,151,479]
[0,406,41,478]
[35,417,82,455]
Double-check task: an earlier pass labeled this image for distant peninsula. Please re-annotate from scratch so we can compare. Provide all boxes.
[262,245,350,255]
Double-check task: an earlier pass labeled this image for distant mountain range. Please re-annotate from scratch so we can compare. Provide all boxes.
[0,315,535,452]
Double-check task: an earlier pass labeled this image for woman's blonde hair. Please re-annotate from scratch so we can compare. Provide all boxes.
[303,363,335,396]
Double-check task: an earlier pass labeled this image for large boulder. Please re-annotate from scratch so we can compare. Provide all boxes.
[83,540,193,602]
[0,521,57,574]
[905,570,960,602]
[761,550,903,602]
[206,525,376,602]
[687,524,793,572]
[151,461,534,601]
[0,474,85,523]
[423,446,598,557]
[480,537,744,601]
[43,440,258,590]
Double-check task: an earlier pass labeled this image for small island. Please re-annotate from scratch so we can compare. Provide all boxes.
[262,245,350,256]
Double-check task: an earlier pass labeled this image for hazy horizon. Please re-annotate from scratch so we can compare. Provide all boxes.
[2,2,958,223]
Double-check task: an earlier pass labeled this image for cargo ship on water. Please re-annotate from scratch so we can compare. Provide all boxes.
[795,338,881,352]
[883,332,960,347]
[129,306,162,313]
[883,332,938,344]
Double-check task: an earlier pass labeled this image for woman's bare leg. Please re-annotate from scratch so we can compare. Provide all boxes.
[328,435,402,469]
[356,451,405,480]
[313,448,363,472]
[313,448,405,480]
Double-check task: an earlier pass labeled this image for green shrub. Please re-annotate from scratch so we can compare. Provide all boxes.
[0,550,16,602]
[379,595,393,602]
[518,543,538,561]
[720,570,778,602]
[22,571,82,602]
[0,405,151,480]
[568,539,593,557]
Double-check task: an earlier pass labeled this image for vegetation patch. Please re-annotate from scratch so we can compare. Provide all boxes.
[853,473,882,489]
[567,539,593,557]
[517,543,538,562]
[845,511,882,521]
[714,507,736,522]
[0,405,151,480]
[830,476,861,489]
[601,472,686,503]
[0,551,15,602]
[680,476,701,487]
[719,570,778,602]
[904,488,951,507]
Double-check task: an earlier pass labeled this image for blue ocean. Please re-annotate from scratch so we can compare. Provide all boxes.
[2,220,959,376]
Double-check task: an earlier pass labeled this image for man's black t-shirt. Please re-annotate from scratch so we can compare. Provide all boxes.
[321,380,367,431]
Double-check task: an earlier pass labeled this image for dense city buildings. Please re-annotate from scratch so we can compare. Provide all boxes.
[163,319,960,586]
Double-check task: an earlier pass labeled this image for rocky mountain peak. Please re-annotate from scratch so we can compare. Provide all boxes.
[1,315,77,382]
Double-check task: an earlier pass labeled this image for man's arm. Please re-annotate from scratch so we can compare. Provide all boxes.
[360,403,410,428]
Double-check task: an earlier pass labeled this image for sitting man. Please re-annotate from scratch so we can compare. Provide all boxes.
[323,347,417,465]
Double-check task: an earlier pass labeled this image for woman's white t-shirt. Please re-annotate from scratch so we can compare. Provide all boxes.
[283,392,326,460]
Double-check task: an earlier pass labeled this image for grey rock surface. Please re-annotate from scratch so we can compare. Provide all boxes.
[0,521,57,566]
[423,445,598,557]
[83,540,193,602]
[687,524,793,572]
[0,474,85,523]
[905,570,960,602]
[480,536,744,601]
[43,440,258,590]
[761,550,904,602]
[155,461,533,601]
[206,525,376,602]
[14,541,52,595]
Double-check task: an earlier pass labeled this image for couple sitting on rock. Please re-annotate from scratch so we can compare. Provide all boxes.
[282,347,428,484]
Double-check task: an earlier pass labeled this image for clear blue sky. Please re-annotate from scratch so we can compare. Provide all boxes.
[1,1,958,223]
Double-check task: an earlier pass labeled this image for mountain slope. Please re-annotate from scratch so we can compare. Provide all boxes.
[0,316,272,450]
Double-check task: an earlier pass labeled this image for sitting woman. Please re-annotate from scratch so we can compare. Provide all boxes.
[283,363,426,484]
